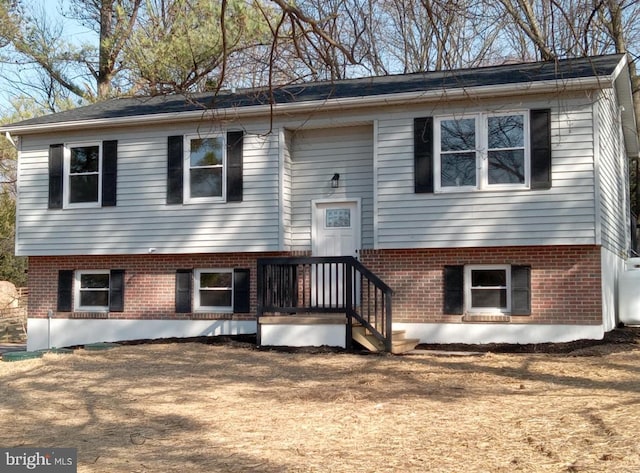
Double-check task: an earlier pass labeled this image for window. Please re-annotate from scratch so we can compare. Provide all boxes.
[167,132,243,205]
[326,208,351,228]
[185,135,225,202]
[64,143,102,207]
[57,269,124,313]
[49,141,117,209]
[443,265,531,316]
[75,270,110,311]
[175,268,250,314]
[435,112,529,192]
[464,265,511,314]
[194,269,233,312]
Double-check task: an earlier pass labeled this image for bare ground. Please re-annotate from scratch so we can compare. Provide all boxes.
[1,329,640,473]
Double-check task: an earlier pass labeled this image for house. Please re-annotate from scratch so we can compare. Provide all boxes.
[2,54,638,352]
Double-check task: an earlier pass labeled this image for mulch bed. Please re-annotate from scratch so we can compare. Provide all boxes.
[114,326,640,356]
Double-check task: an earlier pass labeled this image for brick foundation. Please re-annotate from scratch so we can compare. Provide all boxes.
[28,245,603,326]
[360,245,603,325]
[27,252,291,320]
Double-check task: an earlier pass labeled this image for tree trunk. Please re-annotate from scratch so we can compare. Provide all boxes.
[98,0,114,98]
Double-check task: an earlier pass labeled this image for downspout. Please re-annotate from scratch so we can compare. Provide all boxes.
[4,131,16,147]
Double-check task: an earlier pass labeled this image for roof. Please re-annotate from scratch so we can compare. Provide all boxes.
[1,54,630,134]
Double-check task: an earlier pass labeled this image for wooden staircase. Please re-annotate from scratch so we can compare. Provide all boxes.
[352,325,420,354]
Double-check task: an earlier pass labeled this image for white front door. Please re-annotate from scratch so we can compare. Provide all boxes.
[312,201,360,306]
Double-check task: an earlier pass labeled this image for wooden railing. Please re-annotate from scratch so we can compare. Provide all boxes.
[256,256,393,351]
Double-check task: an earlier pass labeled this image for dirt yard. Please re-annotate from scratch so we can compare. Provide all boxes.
[1,331,640,473]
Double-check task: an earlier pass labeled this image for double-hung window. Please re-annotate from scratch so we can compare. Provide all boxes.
[75,270,110,312]
[435,112,529,192]
[464,265,511,314]
[185,135,225,202]
[64,142,102,207]
[194,269,233,312]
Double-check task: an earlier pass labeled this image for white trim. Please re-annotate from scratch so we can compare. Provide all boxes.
[311,198,362,257]
[63,141,103,209]
[394,322,605,344]
[618,105,631,254]
[593,99,603,245]
[434,111,530,193]
[373,119,379,249]
[278,128,285,251]
[2,75,617,136]
[15,138,22,255]
[26,318,256,351]
[74,270,110,312]
[194,268,233,313]
[183,133,226,204]
[464,264,511,314]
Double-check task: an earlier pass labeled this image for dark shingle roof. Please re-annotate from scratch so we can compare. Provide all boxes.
[6,54,625,128]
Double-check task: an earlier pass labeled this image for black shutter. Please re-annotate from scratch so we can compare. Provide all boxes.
[175,269,192,313]
[102,140,118,207]
[443,265,464,315]
[511,265,531,316]
[109,269,125,312]
[49,144,64,209]
[167,136,184,204]
[414,117,434,193]
[233,268,250,313]
[57,270,74,312]
[227,131,244,202]
[530,109,551,190]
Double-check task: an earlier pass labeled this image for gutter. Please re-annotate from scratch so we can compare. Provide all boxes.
[0,74,617,136]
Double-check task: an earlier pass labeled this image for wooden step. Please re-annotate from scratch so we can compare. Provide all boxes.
[352,326,420,354]
[352,326,384,352]
[390,337,421,355]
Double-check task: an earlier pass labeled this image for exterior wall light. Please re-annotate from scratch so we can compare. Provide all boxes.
[331,173,340,188]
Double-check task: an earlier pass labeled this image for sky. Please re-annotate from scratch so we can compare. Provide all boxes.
[0,0,97,113]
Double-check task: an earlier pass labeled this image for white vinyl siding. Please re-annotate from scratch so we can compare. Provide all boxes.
[289,125,374,250]
[16,124,281,255]
[597,88,630,254]
[376,97,598,248]
[16,91,623,256]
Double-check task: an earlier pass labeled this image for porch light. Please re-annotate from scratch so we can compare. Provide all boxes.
[331,173,340,188]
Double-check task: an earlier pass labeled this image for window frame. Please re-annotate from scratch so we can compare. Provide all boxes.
[63,141,103,208]
[434,111,530,193]
[194,268,234,313]
[464,264,511,314]
[184,133,227,204]
[74,269,110,312]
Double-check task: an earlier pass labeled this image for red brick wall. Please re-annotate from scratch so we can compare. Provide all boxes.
[28,252,290,320]
[28,245,604,326]
[359,245,603,325]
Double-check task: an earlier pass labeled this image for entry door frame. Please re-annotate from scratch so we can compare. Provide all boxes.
[311,198,361,308]
[311,198,362,258]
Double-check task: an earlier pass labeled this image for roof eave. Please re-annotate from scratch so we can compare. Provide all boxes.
[0,75,615,136]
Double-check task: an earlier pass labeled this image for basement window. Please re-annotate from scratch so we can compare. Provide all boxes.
[75,270,110,312]
[194,269,233,312]
[464,265,511,314]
